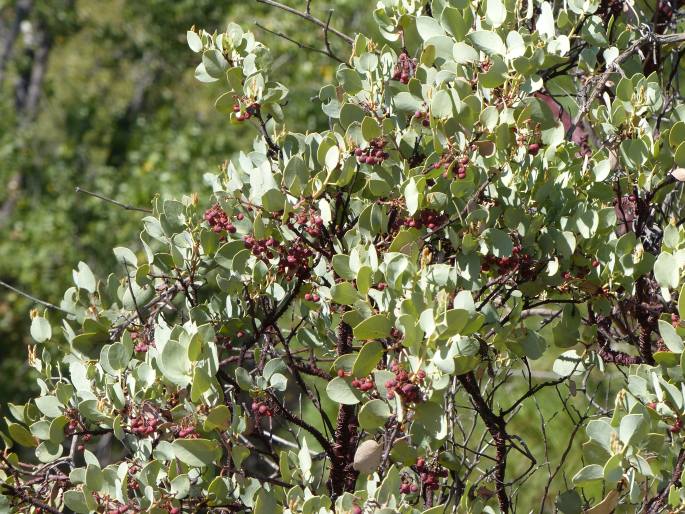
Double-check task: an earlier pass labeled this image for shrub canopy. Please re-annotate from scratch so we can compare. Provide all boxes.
[2,0,685,513]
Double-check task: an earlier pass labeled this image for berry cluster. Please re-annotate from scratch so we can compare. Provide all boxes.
[392,50,417,84]
[251,399,274,417]
[277,241,314,280]
[131,330,155,353]
[354,139,389,166]
[304,292,320,302]
[129,415,159,436]
[528,143,541,156]
[204,203,237,234]
[177,425,198,438]
[244,234,314,281]
[671,418,683,433]
[413,110,431,127]
[480,245,532,275]
[416,457,448,491]
[233,101,260,122]
[385,363,424,403]
[401,209,447,230]
[65,418,81,436]
[433,153,470,180]
[351,376,375,392]
[399,478,419,494]
[291,209,325,237]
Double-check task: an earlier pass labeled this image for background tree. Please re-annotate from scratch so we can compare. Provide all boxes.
[1,0,685,513]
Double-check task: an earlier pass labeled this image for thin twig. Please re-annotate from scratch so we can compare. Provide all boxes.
[255,0,354,44]
[323,10,343,63]
[568,31,685,138]
[0,279,67,312]
[75,186,152,213]
[255,21,343,63]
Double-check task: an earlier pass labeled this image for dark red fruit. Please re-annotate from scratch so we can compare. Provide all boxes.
[528,143,540,155]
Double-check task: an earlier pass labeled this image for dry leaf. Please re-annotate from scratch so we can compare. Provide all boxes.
[353,439,382,474]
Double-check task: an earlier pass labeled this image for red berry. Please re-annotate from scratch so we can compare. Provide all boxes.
[629,194,638,202]
[337,369,346,378]
[352,506,362,514]
[170,508,181,514]
[304,293,312,301]
[592,260,600,268]
[311,294,320,302]
[232,104,240,112]
[528,143,540,155]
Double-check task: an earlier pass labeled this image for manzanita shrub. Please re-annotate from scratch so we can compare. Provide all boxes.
[3,0,685,512]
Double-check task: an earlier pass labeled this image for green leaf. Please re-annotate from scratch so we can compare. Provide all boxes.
[658,320,684,353]
[453,42,479,64]
[481,228,513,257]
[205,405,231,431]
[430,90,453,118]
[202,49,229,78]
[416,16,446,40]
[7,422,36,447]
[330,282,363,305]
[172,438,220,467]
[572,464,604,485]
[467,30,507,56]
[86,463,104,491]
[352,341,384,377]
[485,0,507,27]
[358,399,391,430]
[654,252,680,289]
[35,396,63,418]
[353,314,392,340]
[30,316,51,343]
[73,261,96,293]
[63,491,90,514]
[187,31,203,53]
[326,377,362,405]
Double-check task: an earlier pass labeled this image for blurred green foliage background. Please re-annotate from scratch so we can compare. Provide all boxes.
[0,0,367,404]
